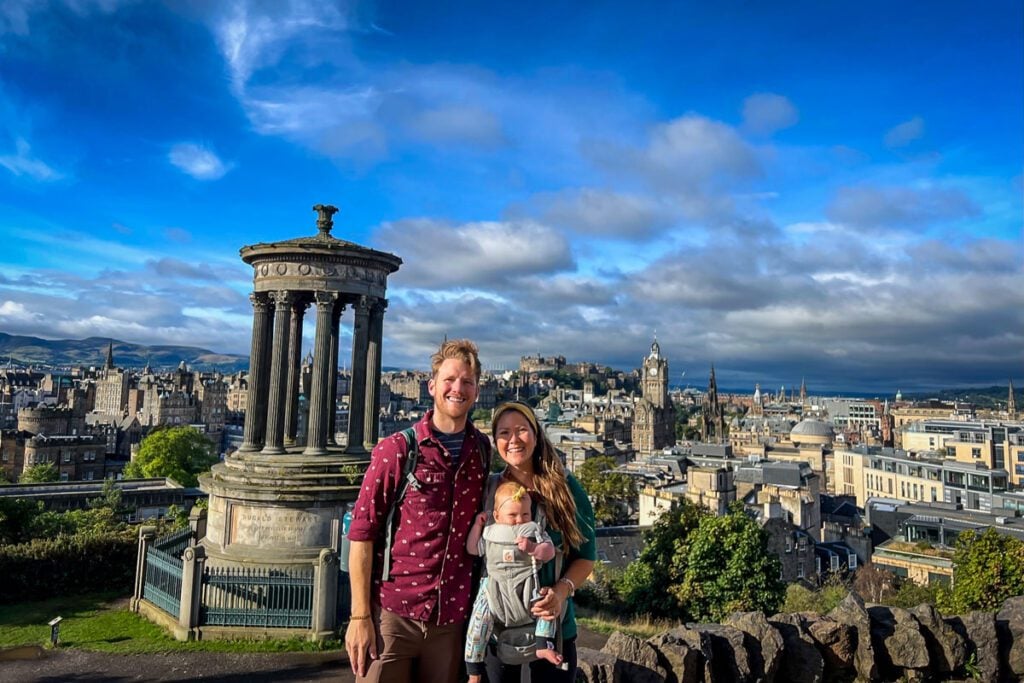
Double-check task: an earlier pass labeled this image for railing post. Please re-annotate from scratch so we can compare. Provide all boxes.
[189,505,207,541]
[312,548,339,640]
[131,526,157,612]
[176,545,206,641]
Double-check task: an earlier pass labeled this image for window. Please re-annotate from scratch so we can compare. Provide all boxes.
[830,555,840,571]
[848,554,858,570]
[972,447,982,459]
[797,564,805,579]
[62,451,72,463]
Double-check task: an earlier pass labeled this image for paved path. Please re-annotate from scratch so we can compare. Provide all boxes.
[0,649,355,682]
[1,630,608,682]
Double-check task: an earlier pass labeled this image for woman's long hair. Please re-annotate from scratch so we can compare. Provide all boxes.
[491,402,586,552]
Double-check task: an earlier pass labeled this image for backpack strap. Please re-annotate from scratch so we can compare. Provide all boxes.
[475,429,492,473]
[381,427,419,582]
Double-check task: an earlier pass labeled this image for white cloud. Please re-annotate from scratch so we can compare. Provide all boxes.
[826,184,979,230]
[406,105,506,148]
[884,116,925,148]
[741,92,798,136]
[534,188,677,238]
[168,143,230,180]
[375,218,574,289]
[212,0,352,93]
[0,138,62,181]
[0,299,34,320]
[646,115,759,182]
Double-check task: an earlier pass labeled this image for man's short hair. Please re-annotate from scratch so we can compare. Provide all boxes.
[430,339,481,381]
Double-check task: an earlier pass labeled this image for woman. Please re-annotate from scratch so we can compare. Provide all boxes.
[483,401,597,683]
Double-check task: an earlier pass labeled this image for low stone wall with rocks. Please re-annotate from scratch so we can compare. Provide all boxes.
[581,594,1024,682]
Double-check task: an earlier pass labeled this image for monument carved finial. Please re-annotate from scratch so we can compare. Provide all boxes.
[313,204,339,238]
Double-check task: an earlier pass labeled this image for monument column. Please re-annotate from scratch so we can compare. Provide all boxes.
[327,302,344,446]
[363,297,386,447]
[239,293,272,452]
[304,291,338,455]
[283,298,307,446]
[346,295,370,453]
[262,290,294,454]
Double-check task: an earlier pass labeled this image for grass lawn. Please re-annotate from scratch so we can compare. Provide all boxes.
[576,608,676,639]
[0,592,343,654]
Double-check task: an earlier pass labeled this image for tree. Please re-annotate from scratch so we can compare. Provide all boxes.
[676,503,785,622]
[852,562,900,603]
[0,497,45,544]
[19,462,59,483]
[941,528,1024,613]
[124,426,218,487]
[617,498,708,618]
[576,455,637,526]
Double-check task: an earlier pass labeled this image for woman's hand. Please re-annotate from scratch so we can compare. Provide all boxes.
[530,584,567,621]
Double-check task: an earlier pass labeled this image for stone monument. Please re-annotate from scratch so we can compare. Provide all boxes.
[199,204,401,571]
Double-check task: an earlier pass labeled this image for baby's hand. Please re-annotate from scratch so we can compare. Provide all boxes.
[476,512,488,527]
[516,536,536,553]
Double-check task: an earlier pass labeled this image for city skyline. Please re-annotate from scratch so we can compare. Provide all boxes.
[0,2,1021,392]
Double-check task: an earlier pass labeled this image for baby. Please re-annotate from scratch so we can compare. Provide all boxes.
[464,480,563,681]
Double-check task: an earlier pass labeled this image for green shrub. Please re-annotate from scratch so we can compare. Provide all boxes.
[0,530,137,604]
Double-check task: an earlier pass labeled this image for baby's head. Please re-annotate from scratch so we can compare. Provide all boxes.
[493,480,533,526]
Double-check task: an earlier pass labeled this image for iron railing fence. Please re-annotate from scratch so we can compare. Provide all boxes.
[200,565,314,628]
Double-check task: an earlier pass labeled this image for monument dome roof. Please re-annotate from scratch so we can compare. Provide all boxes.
[790,419,835,444]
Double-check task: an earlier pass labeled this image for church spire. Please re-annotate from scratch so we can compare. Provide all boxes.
[104,342,114,370]
[1010,379,1018,418]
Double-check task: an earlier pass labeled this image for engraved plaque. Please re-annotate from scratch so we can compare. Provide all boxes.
[228,505,330,548]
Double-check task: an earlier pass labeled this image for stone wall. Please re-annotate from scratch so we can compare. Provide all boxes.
[582,594,1024,682]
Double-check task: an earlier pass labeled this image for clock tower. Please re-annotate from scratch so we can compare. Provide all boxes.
[632,337,675,456]
[641,339,669,409]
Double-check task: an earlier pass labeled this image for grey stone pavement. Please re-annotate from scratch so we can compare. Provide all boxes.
[0,629,609,682]
[0,648,355,683]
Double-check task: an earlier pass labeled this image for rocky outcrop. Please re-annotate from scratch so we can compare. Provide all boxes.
[577,597,1024,683]
[600,631,667,682]
[723,611,784,682]
[946,610,998,683]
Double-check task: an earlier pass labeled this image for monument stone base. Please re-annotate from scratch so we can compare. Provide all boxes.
[199,448,369,568]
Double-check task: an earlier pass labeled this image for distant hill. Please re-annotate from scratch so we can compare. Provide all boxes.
[902,385,1020,410]
[0,332,249,372]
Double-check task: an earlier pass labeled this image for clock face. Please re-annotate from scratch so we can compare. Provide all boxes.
[649,366,658,377]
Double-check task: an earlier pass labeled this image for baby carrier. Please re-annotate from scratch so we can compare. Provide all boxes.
[482,473,564,666]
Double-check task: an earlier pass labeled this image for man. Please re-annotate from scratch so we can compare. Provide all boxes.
[345,339,490,683]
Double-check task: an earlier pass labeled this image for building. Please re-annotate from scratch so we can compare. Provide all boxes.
[833,443,1011,513]
[684,464,736,516]
[519,355,566,374]
[24,432,107,481]
[631,339,675,457]
[0,477,203,522]
[700,366,726,444]
[736,460,822,540]
[93,344,130,417]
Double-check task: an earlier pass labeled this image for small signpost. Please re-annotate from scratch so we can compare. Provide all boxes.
[48,616,62,647]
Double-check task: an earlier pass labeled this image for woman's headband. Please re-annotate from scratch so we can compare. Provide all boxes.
[491,401,540,435]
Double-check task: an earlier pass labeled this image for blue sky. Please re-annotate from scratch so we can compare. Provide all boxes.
[0,1,1020,393]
